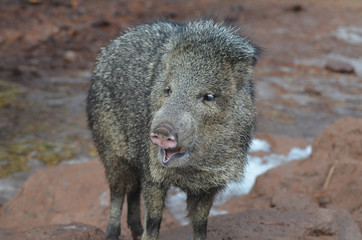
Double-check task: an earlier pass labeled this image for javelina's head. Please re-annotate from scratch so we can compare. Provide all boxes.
[150,21,260,169]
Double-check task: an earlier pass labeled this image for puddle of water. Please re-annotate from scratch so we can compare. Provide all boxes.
[0,169,40,205]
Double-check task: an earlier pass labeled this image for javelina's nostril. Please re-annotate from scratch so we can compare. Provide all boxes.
[150,133,159,139]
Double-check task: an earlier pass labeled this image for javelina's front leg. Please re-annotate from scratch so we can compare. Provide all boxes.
[127,182,143,239]
[186,189,218,240]
[106,186,125,240]
[142,182,168,240]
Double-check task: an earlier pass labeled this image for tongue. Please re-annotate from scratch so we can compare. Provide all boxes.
[165,148,180,159]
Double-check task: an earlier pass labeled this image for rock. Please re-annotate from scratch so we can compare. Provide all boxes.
[0,222,105,240]
[91,19,112,28]
[325,58,354,73]
[220,117,362,230]
[311,117,362,162]
[26,0,41,5]
[11,65,42,78]
[160,208,362,240]
[285,4,305,13]
[63,50,77,63]
[0,160,180,238]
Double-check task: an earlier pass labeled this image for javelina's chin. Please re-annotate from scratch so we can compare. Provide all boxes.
[159,147,188,167]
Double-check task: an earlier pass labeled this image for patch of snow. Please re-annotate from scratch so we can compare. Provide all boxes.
[99,191,109,207]
[165,140,312,225]
[334,26,362,45]
[63,225,87,230]
[165,189,188,225]
[282,93,319,106]
[209,208,228,217]
[279,66,293,72]
[294,58,326,67]
[250,139,271,153]
[288,145,312,161]
[230,144,312,199]
[61,156,91,165]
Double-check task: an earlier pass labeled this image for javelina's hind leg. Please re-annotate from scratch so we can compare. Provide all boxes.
[106,177,126,240]
[142,183,168,240]
[127,181,144,239]
[186,189,219,240]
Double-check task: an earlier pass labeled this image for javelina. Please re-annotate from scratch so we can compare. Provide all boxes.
[87,20,260,240]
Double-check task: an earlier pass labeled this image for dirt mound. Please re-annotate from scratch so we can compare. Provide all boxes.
[161,208,361,240]
[220,117,362,232]
[0,161,180,239]
[0,222,105,240]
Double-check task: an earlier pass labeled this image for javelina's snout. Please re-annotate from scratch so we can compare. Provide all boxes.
[150,123,177,149]
[150,123,188,165]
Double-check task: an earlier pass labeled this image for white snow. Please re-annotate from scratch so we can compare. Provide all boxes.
[60,156,91,165]
[63,225,87,230]
[165,189,188,225]
[99,191,109,207]
[249,139,271,153]
[215,144,312,206]
[335,26,362,45]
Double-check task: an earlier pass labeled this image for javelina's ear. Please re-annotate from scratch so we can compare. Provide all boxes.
[250,43,262,66]
[232,43,260,81]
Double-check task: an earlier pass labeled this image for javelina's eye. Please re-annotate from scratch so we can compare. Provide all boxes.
[164,86,171,95]
[203,93,216,102]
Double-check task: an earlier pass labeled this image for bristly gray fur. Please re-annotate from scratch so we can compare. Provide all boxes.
[87,20,260,240]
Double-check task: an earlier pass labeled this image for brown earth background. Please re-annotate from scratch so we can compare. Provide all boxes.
[0,0,361,239]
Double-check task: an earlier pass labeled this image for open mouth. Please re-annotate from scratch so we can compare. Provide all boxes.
[161,146,187,165]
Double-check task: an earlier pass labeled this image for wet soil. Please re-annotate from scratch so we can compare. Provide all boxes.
[0,0,361,204]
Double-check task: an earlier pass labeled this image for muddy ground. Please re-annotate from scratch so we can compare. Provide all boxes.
[0,0,361,204]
